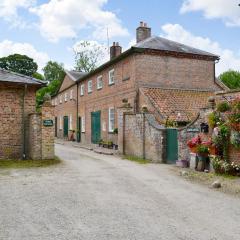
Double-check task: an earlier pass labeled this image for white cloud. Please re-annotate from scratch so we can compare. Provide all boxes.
[30,0,129,42]
[161,23,240,75]
[0,40,50,71]
[180,0,240,27]
[0,0,36,27]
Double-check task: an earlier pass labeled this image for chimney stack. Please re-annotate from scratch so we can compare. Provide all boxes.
[110,42,122,60]
[136,21,151,43]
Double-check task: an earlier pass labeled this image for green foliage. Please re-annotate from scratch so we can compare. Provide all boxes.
[196,145,209,155]
[32,72,45,80]
[219,70,240,89]
[43,61,65,82]
[216,101,230,113]
[208,112,222,128]
[0,54,38,76]
[36,61,65,108]
[230,131,240,149]
[74,41,107,72]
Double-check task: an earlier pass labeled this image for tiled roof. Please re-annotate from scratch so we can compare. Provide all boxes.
[141,87,213,122]
[66,70,87,81]
[0,68,45,86]
[134,36,219,59]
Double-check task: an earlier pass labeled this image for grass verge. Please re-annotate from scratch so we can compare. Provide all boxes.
[0,157,61,169]
[123,155,150,164]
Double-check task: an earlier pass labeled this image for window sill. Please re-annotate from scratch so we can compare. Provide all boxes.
[108,82,115,86]
[97,87,103,91]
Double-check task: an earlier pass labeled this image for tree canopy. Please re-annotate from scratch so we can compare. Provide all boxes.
[43,61,65,82]
[219,70,240,89]
[0,54,38,76]
[74,41,107,72]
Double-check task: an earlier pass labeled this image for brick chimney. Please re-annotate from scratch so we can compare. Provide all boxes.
[136,22,151,43]
[110,42,122,60]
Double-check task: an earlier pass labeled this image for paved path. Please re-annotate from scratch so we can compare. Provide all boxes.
[0,144,240,240]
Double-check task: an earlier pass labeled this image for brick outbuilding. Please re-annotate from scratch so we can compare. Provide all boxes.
[53,22,225,145]
[0,68,45,159]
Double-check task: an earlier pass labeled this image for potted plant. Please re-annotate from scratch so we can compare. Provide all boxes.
[187,135,201,153]
[196,144,209,171]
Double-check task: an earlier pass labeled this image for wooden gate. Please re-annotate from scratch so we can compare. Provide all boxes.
[91,111,101,144]
[166,128,178,164]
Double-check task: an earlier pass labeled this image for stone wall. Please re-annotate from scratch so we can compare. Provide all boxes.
[118,107,166,163]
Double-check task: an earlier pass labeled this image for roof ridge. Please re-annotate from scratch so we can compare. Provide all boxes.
[141,86,214,92]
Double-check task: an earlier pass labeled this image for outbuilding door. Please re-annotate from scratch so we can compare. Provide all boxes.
[55,117,58,137]
[166,129,178,164]
[77,117,81,142]
[91,111,101,144]
[63,116,69,138]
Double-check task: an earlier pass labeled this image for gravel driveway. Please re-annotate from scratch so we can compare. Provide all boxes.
[0,143,240,240]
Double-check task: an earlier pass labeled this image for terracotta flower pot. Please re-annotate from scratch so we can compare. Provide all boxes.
[190,146,197,153]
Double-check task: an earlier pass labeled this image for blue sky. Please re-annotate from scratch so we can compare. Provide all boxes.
[0,0,240,75]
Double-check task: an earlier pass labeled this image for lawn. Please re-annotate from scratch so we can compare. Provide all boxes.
[0,157,61,169]
[123,155,150,164]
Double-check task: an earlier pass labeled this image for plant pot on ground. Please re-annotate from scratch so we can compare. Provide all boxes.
[196,145,209,171]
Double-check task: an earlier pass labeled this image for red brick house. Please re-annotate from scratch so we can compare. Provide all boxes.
[0,68,45,159]
[53,22,224,145]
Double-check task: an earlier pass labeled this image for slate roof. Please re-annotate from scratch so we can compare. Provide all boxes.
[0,68,45,87]
[134,36,219,59]
[141,87,213,122]
[66,70,87,81]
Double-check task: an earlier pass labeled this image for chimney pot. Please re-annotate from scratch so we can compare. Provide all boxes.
[110,42,122,60]
[136,22,151,43]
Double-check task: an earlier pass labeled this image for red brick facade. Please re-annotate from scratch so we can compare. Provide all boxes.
[0,83,37,159]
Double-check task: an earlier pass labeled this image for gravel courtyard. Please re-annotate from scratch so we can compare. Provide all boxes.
[0,143,240,240]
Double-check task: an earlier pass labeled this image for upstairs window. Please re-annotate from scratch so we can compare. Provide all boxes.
[70,90,73,100]
[108,69,115,85]
[55,98,58,106]
[64,92,68,102]
[80,84,84,96]
[97,75,103,89]
[108,107,115,132]
[88,80,93,93]
[59,95,62,104]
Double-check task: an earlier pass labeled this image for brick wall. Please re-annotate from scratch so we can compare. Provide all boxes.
[0,83,36,159]
[135,54,220,91]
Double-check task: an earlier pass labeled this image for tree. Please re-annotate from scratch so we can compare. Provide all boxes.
[43,61,65,82]
[219,70,240,89]
[33,72,45,80]
[36,61,66,109]
[74,41,107,72]
[0,54,38,76]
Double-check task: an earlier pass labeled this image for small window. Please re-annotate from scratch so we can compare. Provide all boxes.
[65,93,68,102]
[52,100,54,106]
[81,116,85,132]
[70,90,73,100]
[108,69,115,85]
[69,114,73,130]
[88,80,93,93]
[59,95,62,104]
[108,107,115,132]
[80,84,84,96]
[55,98,58,106]
[59,116,63,130]
[97,75,103,89]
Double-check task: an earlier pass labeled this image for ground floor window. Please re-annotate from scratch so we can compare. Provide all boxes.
[59,116,63,130]
[69,114,73,130]
[108,107,115,132]
[81,116,85,132]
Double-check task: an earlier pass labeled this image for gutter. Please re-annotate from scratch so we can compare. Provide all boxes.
[76,82,79,142]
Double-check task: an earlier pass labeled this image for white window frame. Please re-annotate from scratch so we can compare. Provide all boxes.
[64,92,68,102]
[55,98,58,106]
[70,89,73,100]
[88,80,93,93]
[108,107,115,132]
[80,84,84,96]
[108,69,115,85]
[97,75,103,89]
[81,116,85,133]
[59,95,62,104]
[69,114,73,130]
[59,116,63,130]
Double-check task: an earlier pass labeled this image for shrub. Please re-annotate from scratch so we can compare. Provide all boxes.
[208,112,222,128]
[217,101,231,112]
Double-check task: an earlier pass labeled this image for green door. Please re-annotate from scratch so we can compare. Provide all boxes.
[91,111,101,144]
[63,116,69,138]
[77,117,81,142]
[166,129,178,164]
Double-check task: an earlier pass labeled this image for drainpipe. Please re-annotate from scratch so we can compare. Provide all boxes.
[142,112,146,159]
[22,84,27,159]
[76,82,79,142]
